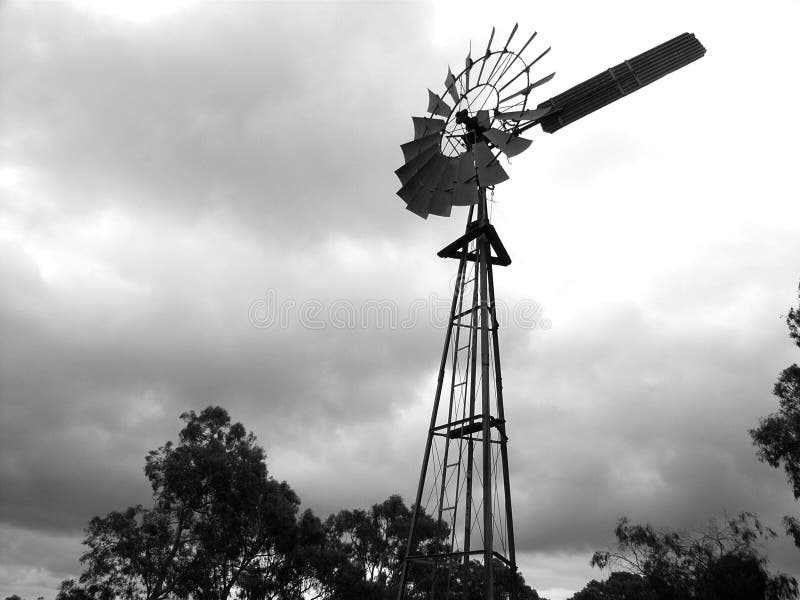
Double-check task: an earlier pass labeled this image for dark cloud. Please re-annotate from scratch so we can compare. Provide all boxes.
[1,2,452,240]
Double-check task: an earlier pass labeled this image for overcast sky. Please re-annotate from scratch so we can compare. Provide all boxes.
[1,1,799,599]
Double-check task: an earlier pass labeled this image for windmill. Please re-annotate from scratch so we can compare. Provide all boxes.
[394,26,705,600]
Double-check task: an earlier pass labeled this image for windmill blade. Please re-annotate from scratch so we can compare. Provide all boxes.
[516,30,538,59]
[397,156,437,202]
[445,68,460,104]
[499,72,556,103]
[419,153,449,186]
[396,177,424,204]
[397,153,448,206]
[465,48,473,90]
[412,117,445,140]
[496,106,552,122]
[474,142,509,186]
[476,110,491,130]
[483,128,533,158]
[395,145,439,185]
[502,23,519,52]
[484,26,495,56]
[429,190,454,217]
[406,187,433,219]
[436,156,460,191]
[453,151,478,205]
[453,182,479,206]
[537,32,706,133]
[477,26,495,83]
[456,150,475,184]
[427,89,452,118]
[400,132,441,162]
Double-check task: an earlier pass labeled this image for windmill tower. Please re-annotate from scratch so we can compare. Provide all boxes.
[394,27,705,599]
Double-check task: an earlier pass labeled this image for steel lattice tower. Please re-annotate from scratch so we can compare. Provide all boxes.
[397,191,516,600]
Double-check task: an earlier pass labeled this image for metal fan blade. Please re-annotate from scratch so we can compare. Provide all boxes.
[499,72,556,103]
[477,26,495,83]
[503,23,518,51]
[453,182,479,206]
[429,190,453,217]
[400,132,441,162]
[395,145,439,185]
[476,110,491,130]
[483,128,533,158]
[412,117,445,140]
[495,106,552,122]
[406,187,433,219]
[517,30,538,58]
[396,178,424,204]
[427,89,452,118]
[420,153,449,186]
[437,156,460,191]
[529,71,556,91]
[397,154,447,203]
[452,151,478,205]
[465,49,473,90]
[456,151,475,185]
[474,142,509,186]
[445,68,460,104]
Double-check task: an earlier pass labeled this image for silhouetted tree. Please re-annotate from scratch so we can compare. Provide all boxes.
[751,283,800,548]
[569,571,656,600]
[56,409,544,599]
[448,559,542,600]
[590,513,797,599]
[58,407,305,600]
[320,494,448,599]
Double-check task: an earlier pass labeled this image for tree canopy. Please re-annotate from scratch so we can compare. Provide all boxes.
[52,404,799,600]
[57,407,537,600]
[750,284,800,548]
[586,513,797,600]
[569,571,656,600]
[58,407,304,600]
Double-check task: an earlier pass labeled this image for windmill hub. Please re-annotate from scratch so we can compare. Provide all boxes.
[443,85,498,156]
[453,109,488,150]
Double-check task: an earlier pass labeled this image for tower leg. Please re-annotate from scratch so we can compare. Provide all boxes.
[396,209,473,600]
[462,241,480,600]
[477,189,494,600]
[488,256,518,599]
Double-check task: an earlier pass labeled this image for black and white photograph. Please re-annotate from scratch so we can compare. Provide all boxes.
[1,1,799,599]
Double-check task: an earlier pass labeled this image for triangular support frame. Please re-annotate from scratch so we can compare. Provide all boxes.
[437,221,512,267]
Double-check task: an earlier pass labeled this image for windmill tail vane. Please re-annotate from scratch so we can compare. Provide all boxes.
[393,24,705,600]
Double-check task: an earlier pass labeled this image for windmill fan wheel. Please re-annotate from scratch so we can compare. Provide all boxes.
[395,24,555,219]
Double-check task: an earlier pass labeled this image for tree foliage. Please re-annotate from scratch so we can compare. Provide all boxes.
[318,494,449,599]
[750,284,800,548]
[569,571,656,600]
[58,408,542,600]
[59,407,304,600]
[589,513,797,600]
[447,559,542,600]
